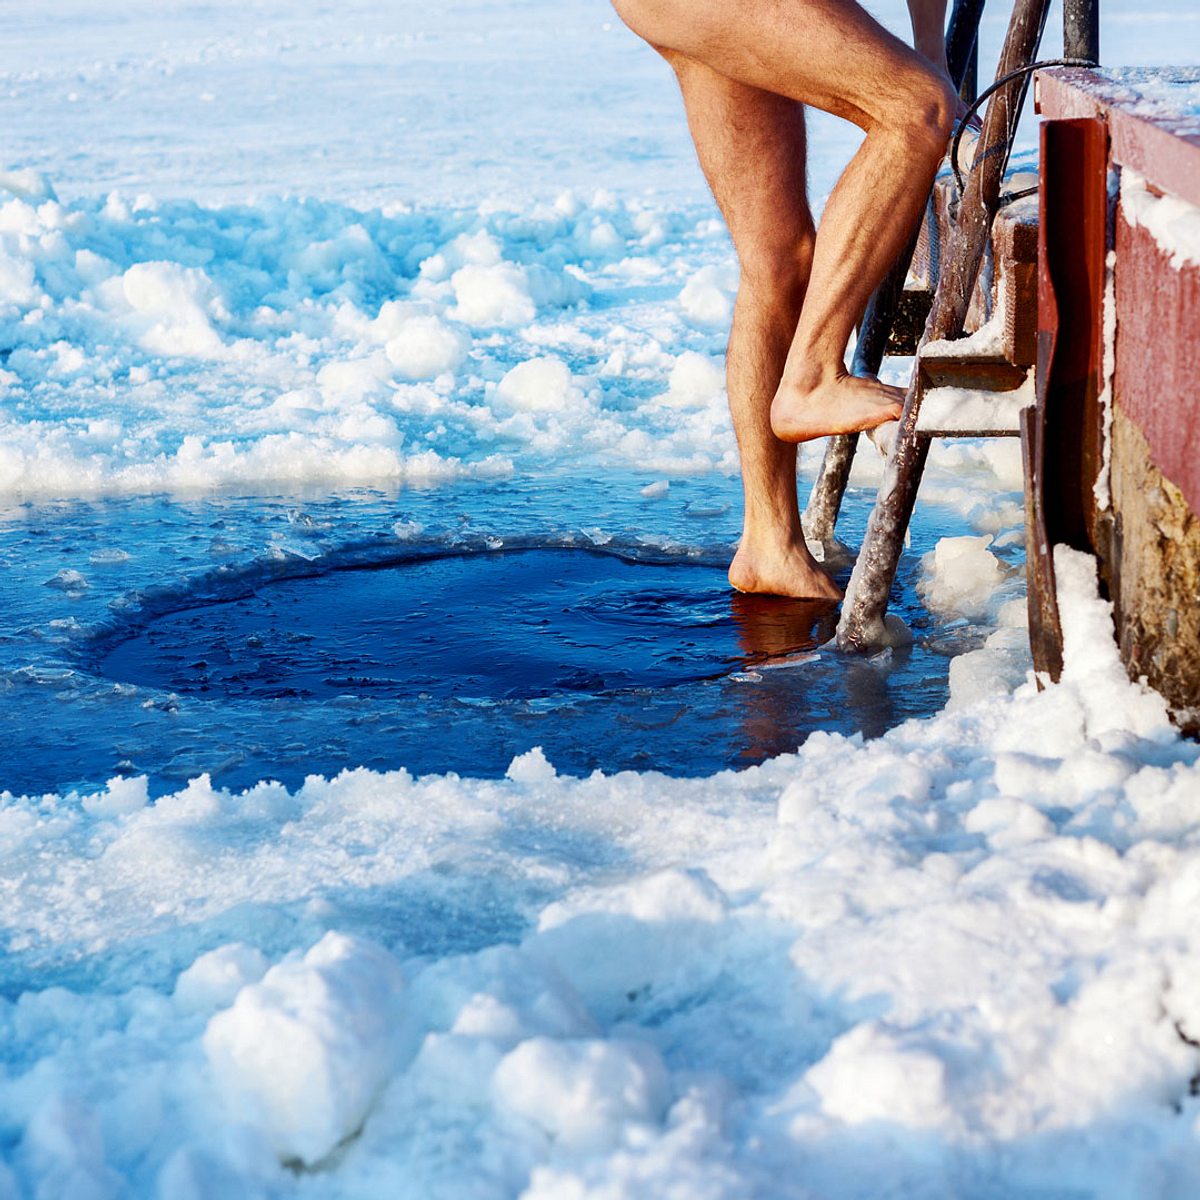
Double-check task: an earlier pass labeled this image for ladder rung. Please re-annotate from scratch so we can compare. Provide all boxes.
[918,345,1029,393]
[916,376,1033,436]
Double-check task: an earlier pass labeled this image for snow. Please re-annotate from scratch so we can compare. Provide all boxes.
[916,371,1035,434]
[1102,66,1200,128]
[6,551,1200,1198]
[4,0,1200,1197]
[1120,169,1200,266]
[1094,246,1119,510]
[203,932,408,1166]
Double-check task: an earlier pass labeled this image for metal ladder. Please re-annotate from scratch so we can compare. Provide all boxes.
[801,0,1099,649]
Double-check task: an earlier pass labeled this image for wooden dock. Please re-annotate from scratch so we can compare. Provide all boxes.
[1032,67,1200,733]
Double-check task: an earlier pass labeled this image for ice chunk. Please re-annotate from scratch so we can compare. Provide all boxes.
[391,519,424,541]
[203,932,406,1166]
[449,262,535,328]
[678,265,733,328]
[103,261,226,358]
[491,1037,670,1151]
[506,747,557,784]
[44,568,89,591]
[658,350,724,409]
[494,356,579,413]
[82,776,150,819]
[385,315,469,380]
[919,534,1006,620]
[175,944,270,1013]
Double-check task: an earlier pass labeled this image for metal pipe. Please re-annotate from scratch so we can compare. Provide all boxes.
[946,0,986,90]
[1063,0,1100,65]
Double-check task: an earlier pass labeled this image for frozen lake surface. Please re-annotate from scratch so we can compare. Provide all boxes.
[2,2,1200,1198]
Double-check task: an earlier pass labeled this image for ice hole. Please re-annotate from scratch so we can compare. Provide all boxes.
[79,549,952,787]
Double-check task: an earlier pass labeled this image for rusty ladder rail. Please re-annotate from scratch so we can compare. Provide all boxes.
[834,0,1058,649]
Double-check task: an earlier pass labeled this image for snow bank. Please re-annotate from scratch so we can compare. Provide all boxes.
[0,184,744,498]
[4,552,1200,1198]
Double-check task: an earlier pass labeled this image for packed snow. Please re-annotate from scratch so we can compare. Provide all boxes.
[3,1,1200,1198]
[1120,170,1200,268]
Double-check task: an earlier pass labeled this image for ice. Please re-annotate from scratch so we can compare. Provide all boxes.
[494,356,581,413]
[449,262,537,328]
[203,932,408,1166]
[678,265,735,328]
[659,350,725,409]
[80,775,149,819]
[43,569,89,592]
[918,533,1009,620]
[506,746,558,785]
[5,0,1200,1196]
[383,314,468,380]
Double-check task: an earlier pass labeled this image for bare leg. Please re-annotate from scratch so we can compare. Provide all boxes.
[667,56,839,599]
[613,0,957,443]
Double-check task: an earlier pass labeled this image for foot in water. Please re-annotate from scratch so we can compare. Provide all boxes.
[770,371,904,444]
[729,537,842,601]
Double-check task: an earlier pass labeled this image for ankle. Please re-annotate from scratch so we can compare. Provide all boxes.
[779,360,844,396]
[738,522,806,555]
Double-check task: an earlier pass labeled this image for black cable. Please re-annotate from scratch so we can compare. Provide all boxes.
[950,57,1098,193]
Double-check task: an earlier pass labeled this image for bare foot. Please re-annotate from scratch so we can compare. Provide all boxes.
[770,372,904,444]
[729,538,842,601]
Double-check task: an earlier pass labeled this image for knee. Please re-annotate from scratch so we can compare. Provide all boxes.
[882,70,958,159]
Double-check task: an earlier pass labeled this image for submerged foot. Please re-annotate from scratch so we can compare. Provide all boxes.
[770,372,904,444]
[729,539,842,601]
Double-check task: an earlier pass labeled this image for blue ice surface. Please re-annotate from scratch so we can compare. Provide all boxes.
[0,469,1007,798]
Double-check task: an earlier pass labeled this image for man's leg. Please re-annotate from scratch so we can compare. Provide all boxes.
[613,0,957,442]
[667,55,839,599]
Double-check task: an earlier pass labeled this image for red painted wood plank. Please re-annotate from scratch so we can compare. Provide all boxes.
[1113,213,1200,515]
[1037,69,1200,207]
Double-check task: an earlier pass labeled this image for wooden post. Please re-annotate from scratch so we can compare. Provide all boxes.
[837,0,1053,649]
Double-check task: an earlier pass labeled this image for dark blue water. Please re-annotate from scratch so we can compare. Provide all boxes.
[97,550,838,700]
[66,546,943,789]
